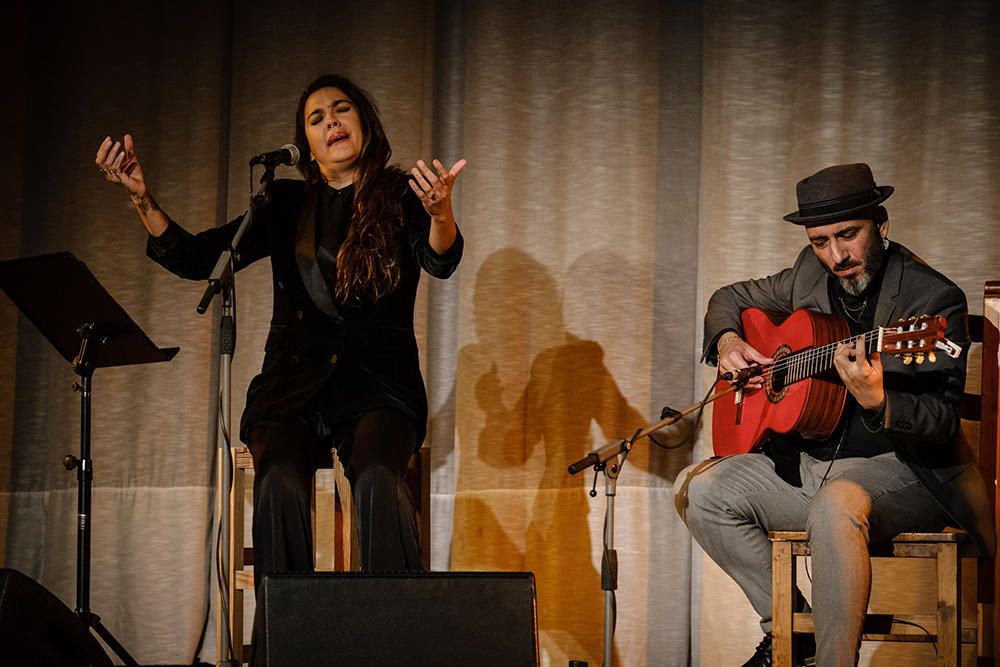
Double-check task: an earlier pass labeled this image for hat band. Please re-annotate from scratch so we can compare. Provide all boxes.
[797,189,879,218]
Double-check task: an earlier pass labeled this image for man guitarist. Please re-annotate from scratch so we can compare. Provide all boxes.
[675,163,995,667]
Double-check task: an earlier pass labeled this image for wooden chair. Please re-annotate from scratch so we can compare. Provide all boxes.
[226,445,431,664]
[770,282,999,666]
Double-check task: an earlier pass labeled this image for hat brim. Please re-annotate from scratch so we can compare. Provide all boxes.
[783,185,894,226]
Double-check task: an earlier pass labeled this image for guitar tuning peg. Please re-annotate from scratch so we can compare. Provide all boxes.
[928,351,937,363]
[915,353,925,364]
[898,318,906,324]
[902,354,913,365]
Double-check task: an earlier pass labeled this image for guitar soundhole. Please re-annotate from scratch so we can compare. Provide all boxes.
[766,344,791,404]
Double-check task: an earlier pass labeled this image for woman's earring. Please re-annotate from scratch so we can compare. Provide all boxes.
[882,236,890,250]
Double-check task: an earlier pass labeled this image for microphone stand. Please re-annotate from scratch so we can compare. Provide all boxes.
[567,379,745,667]
[197,164,275,667]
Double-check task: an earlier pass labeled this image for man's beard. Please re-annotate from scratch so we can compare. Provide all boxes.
[831,233,887,296]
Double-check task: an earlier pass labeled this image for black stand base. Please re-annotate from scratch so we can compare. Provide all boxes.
[79,610,139,666]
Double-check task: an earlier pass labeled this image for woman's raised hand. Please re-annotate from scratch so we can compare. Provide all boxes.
[408,158,466,219]
[95,134,168,236]
[96,134,147,199]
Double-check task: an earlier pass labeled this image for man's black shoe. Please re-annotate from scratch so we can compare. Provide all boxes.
[795,632,816,667]
[740,633,772,667]
[740,632,816,667]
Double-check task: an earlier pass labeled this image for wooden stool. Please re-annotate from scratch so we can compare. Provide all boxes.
[226,445,430,664]
[770,530,975,666]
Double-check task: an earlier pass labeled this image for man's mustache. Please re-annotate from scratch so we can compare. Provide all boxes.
[833,259,861,272]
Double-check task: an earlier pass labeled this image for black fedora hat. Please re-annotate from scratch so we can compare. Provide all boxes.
[783,163,893,226]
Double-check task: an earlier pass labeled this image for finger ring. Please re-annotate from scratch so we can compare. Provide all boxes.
[112,169,121,176]
[98,167,108,175]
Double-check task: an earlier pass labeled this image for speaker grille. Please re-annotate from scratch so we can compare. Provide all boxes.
[261,571,538,666]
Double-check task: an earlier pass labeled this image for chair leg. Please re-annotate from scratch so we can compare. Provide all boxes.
[772,540,796,667]
[332,452,359,571]
[936,542,961,667]
[419,447,431,570]
[229,448,246,665]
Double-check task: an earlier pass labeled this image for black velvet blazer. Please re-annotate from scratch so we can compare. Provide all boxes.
[147,176,463,447]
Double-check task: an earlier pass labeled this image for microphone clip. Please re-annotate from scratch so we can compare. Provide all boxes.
[720,364,764,384]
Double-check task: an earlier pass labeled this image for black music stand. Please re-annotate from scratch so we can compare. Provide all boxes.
[0,251,178,666]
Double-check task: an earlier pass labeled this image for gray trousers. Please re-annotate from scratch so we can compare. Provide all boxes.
[675,450,947,667]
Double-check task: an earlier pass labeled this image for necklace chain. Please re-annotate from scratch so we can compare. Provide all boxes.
[838,296,867,323]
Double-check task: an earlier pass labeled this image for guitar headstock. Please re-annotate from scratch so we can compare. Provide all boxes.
[879,314,961,365]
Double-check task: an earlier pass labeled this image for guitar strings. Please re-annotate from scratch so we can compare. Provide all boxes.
[767,330,878,380]
[751,325,926,383]
[750,330,877,380]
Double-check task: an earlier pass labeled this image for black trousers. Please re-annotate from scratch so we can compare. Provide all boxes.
[246,408,421,665]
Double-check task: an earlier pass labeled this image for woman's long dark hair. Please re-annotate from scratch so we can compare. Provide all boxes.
[295,74,404,303]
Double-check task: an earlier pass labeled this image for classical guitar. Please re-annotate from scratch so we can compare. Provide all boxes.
[711,307,962,456]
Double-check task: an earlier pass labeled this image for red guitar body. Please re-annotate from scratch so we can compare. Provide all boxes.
[712,308,850,456]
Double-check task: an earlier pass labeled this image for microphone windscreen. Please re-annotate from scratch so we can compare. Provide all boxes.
[282,144,301,166]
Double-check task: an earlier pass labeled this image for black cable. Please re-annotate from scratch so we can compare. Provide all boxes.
[219,250,238,660]
[891,618,936,654]
[800,428,847,588]
[192,250,240,665]
[216,387,235,660]
[619,428,642,467]
[648,380,717,450]
[601,510,618,638]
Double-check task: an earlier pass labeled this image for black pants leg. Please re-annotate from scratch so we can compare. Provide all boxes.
[345,408,422,572]
[246,419,320,667]
[245,410,421,665]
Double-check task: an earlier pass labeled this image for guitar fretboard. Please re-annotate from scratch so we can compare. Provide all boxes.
[765,329,881,385]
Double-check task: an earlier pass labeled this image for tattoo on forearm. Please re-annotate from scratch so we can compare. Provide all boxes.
[129,193,158,214]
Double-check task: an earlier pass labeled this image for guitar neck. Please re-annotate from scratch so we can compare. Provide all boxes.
[776,329,882,385]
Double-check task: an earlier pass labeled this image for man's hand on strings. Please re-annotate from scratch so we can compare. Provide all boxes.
[716,332,770,389]
[834,334,885,411]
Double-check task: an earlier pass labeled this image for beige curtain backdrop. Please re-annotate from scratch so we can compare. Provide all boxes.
[1,1,997,665]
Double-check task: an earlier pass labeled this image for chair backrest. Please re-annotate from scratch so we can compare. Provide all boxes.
[974,282,1000,659]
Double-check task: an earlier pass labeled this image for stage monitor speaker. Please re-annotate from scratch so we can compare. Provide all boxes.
[260,571,538,666]
[0,568,112,666]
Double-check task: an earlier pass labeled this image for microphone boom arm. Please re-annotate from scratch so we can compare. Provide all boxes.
[567,382,743,476]
[196,167,274,315]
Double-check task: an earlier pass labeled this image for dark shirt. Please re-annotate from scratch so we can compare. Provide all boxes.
[797,247,894,460]
[316,182,353,289]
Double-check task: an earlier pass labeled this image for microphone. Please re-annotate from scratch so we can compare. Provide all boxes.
[567,453,599,475]
[249,144,300,167]
[720,365,765,383]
